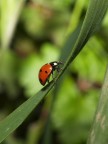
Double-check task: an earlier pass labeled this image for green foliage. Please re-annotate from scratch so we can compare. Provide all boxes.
[0,0,108,144]
[73,36,107,82]
[32,0,74,10]
[0,50,18,97]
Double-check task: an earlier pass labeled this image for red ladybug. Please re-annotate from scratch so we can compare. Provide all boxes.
[38,61,63,86]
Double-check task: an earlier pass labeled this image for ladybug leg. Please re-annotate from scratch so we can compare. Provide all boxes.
[57,68,61,72]
[46,76,50,84]
[51,71,54,80]
[57,66,63,72]
[57,62,63,72]
[47,78,50,84]
[47,74,52,84]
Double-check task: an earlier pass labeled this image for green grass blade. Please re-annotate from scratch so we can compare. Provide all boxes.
[0,83,54,143]
[1,0,25,49]
[87,65,108,144]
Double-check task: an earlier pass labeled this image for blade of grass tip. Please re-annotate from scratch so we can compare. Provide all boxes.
[0,82,54,143]
[87,65,108,144]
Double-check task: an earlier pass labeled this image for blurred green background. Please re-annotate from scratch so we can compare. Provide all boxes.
[0,0,108,144]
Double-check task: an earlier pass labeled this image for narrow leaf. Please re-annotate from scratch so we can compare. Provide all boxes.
[87,65,108,144]
[0,83,53,143]
[1,0,26,49]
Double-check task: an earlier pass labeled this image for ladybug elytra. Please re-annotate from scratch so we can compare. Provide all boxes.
[38,61,63,85]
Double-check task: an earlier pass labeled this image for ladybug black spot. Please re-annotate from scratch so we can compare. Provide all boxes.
[45,71,48,74]
[40,69,42,72]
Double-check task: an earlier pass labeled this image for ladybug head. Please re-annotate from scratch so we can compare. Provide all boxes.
[50,61,63,71]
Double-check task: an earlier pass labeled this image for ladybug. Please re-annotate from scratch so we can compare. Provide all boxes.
[38,61,63,86]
